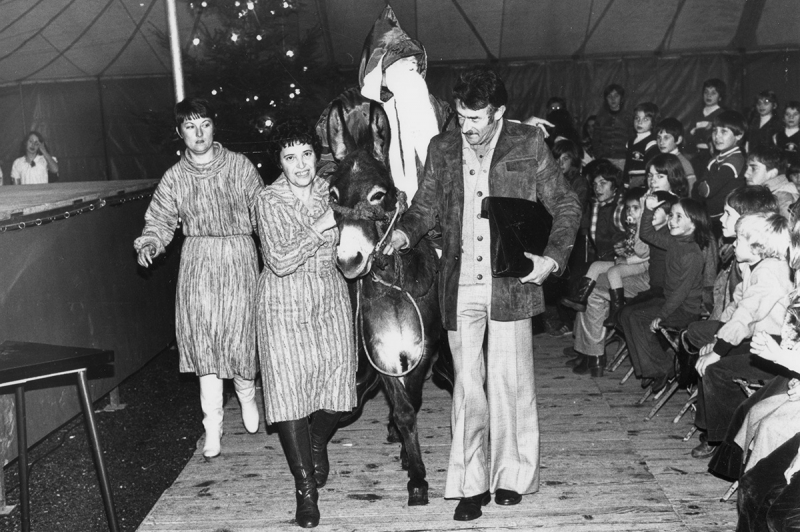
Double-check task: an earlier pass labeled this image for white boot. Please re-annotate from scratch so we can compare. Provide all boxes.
[234,375,260,434]
[199,374,224,459]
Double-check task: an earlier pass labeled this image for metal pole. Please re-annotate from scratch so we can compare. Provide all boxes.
[14,385,29,532]
[165,0,185,102]
[77,370,119,532]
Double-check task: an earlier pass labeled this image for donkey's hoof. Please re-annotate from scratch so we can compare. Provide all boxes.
[407,479,429,506]
[387,424,402,444]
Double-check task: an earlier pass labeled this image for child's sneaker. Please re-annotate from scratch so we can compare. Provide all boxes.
[548,321,572,337]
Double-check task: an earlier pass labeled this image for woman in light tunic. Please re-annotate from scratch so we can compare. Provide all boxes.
[134,98,263,460]
[11,131,58,184]
[255,119,355,529]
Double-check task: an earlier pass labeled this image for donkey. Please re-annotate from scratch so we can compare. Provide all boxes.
[323,91,445,506]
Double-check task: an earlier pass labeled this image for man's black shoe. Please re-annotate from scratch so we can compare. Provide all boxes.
[453,491,490,521]
[495,489,522,505]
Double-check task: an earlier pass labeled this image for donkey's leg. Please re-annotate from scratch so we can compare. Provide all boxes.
[431,329,454,394]
[381,372,429,506]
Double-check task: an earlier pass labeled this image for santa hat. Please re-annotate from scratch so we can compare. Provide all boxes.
[358,5,427,102]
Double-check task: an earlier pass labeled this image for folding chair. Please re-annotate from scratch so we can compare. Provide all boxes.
[605,327,629,372]
[638,328,682,419]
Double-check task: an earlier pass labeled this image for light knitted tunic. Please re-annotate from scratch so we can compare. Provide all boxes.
[255,174,356,423]
[134,143,262,378]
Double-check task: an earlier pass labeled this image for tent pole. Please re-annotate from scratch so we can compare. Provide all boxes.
[165,0,185,102]
[97,78,113,181]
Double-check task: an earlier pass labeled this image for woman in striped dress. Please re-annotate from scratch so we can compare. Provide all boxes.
[255,119,355,529]
[134,98,263,460]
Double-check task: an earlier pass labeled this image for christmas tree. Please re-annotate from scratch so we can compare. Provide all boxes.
[149,0,346,182]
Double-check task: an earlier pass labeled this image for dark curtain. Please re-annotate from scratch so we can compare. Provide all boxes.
[0,77,175,185]
[0,50,796,185]
[425,50,798,136]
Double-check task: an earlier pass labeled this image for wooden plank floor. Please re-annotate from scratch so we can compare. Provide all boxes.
[138,333,738,531]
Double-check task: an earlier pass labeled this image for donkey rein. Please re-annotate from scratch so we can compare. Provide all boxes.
[372,206,401,258]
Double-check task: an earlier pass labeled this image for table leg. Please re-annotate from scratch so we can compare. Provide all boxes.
[14,385,29,532]
[76,370,119,532]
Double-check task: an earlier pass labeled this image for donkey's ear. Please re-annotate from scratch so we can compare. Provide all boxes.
[327,100,357,162]
[369,101,391,165]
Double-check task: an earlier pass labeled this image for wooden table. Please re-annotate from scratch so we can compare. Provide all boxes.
[0,341,118,532]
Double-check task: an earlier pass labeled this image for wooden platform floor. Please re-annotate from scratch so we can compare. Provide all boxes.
[138,334,738,531]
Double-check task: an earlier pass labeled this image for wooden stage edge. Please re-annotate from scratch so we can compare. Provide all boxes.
[0,180,159,221]
[138,334,737,532]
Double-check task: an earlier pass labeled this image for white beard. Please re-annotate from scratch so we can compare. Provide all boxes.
[384,64,439,203]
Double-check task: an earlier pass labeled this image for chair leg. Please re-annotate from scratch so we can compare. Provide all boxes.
[14,385,29,532]
[620,367,634,385]
[645,380,680,421]
[673,389,698,424]
[76,370,119,532]
[609,348,629,372]
[683,425,699,442]
[637,387,653,405]
[652,380,672,401]
[606,342,627,372]
[720,480,738,502]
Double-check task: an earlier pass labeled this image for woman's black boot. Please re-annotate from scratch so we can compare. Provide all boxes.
[310,410,342,488]
[560,278,596,313]
[603,288,626,328]
[276,419,320,528]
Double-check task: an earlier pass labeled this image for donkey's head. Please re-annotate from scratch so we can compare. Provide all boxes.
[327,95,399,279]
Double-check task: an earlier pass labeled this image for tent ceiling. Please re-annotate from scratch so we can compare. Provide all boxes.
[0,0,198,86]
[322,0,800,67]
[0,0,798,86]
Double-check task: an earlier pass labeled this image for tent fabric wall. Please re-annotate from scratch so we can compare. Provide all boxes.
[425,50,797,134]
[0,50,796,186]
[0,1,796,185]
[0,77,177,185]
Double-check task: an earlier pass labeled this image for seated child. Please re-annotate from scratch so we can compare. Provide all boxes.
[746,90,781,154]
[568,191,674,378]
[735,300,800,476]
[647,152,690,198]
[736,273,800,531]
[786,153,800,223]
[553,139,589,209]
[561,187,647,315]
[689,186,779,337]
[546,96,567,114]
[689,78,727,170]
[616,191,678,307]
[693,109,748,235]
[745,145,799,220]
[624,102,659,188]
[774,101,800,155]
[547,139,589,337]
[691,212,792,459]
[560,160,626,311]
[656,117,696,194]
[618,197,712,391]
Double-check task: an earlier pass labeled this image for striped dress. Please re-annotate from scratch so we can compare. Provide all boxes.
[134,143,262,378]
[255,175,356,423]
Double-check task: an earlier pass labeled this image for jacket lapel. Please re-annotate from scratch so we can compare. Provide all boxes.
[442,131,464,192]
[489,120,517,174]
